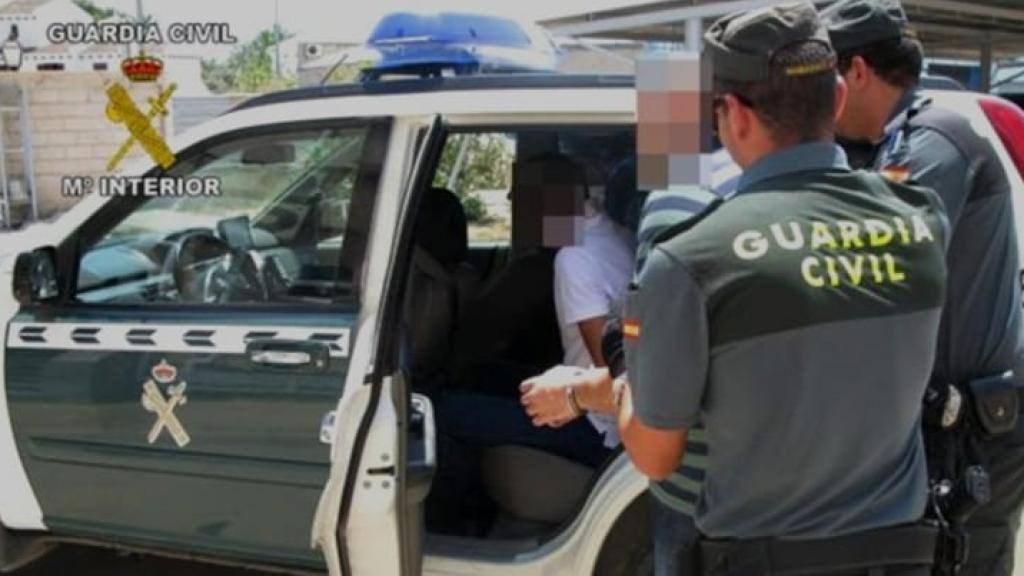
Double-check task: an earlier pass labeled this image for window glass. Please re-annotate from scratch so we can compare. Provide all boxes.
[75,124,386,308]
[432,132,514,246]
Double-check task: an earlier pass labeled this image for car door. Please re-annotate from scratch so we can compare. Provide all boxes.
[4,118,390,570]
[313,115,443,576]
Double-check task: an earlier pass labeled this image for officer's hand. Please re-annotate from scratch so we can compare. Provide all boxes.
[520,365,591,428]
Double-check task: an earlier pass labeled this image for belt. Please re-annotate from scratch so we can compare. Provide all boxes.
[700,524,938,576]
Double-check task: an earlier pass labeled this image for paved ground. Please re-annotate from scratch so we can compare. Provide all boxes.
[10,523,1024,575]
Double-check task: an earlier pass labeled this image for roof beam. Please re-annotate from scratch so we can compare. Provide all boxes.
[903,0,1024,22]
[915,21,1024,40]
[543,0,831,38]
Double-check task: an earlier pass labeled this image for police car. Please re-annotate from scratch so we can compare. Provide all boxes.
[1,12,1023,576]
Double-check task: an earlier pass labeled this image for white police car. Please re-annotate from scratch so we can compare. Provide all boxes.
[1,11,1024,576]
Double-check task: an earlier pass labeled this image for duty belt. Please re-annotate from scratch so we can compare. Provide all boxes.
[699,524,938,576]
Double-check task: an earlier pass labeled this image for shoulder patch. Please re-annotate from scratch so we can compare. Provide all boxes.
[650,197,725,246]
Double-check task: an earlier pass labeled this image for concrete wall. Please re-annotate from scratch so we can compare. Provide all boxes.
[0,71,171,219]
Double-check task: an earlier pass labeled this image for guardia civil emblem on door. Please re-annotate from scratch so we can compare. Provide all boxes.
[141,359,190,447]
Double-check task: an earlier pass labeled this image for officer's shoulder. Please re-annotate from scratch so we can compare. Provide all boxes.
[649,197,725,246]
[906,103,977,158]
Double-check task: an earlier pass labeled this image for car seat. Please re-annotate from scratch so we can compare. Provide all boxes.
[405,187,479,384]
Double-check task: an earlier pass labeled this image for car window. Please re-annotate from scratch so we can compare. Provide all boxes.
[75,122,388,308]
[432,132,514,247]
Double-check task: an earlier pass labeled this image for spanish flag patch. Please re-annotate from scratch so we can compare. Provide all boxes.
[623,319,641,340]
[880,165,911,183]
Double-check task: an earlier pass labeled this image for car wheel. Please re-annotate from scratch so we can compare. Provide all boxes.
[593,494,653,576]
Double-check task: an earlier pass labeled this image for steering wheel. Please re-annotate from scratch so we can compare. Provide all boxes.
[163,230,267,303]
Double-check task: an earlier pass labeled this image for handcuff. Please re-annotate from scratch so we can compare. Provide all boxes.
[564,369,628,417]
[567,387,585,417]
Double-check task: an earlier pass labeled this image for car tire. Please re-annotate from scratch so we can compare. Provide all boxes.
[592,494,653,576]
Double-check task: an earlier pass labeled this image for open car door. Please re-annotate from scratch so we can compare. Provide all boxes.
[313,115,444,576]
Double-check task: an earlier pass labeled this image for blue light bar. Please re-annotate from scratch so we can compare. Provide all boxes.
[362,12,560,80]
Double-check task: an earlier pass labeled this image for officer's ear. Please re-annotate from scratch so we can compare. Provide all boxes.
[723,93,754,142]
[844,55,871,91]
[834,74,849,123]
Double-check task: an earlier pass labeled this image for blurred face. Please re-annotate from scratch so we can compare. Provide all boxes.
[636,53,715,190]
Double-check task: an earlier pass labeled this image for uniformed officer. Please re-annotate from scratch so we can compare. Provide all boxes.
[825,3,1024,575]
[614,3,950,574]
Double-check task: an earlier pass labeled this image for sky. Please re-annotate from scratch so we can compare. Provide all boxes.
[92,0,638,58]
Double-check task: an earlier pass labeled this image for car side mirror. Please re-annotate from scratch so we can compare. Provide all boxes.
[12,247,59,305]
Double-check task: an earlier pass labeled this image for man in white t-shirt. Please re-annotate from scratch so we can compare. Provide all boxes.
[434,159,635,469]
[553,204,635,448]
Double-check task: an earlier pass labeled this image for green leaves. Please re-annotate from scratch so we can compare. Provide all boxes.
[201,29,297,94]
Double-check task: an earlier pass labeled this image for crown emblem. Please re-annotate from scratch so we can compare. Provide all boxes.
[121,54,163,83]
[151,359,177,384]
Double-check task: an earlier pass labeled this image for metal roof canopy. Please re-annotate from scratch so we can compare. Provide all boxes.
[540,0,1024,62]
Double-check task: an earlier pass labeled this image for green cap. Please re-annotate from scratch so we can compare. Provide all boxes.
[703,1,835,83]
[824,0,914,53]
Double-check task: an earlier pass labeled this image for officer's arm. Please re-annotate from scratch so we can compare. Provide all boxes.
[619,385,687,480]
[620,248,708,480]
[901,129,971,231]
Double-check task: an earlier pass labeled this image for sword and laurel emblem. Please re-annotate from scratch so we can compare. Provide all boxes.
[141,359,191,448]
[105,81,177,172]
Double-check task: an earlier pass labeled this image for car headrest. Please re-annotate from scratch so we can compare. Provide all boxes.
[604,158,645,233]
[414,187,468,271]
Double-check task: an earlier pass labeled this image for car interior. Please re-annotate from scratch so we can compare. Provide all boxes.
[72,125,385,308]
[404,126,638,550]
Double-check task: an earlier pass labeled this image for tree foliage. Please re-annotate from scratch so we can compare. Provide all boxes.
[73,0,115,21]
[432,133,513,222]
[202,29,297,94]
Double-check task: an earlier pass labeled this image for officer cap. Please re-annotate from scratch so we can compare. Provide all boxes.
[703,1,835,83]
[824,0,914,53]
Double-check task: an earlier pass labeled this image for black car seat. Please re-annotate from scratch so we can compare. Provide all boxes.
[405,187,479,385]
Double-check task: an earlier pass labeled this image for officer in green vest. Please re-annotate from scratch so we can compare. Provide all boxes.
[615,3,951,574]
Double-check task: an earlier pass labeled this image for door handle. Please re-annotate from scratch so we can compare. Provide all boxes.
[246,339,330,370]
[250,350,311,366]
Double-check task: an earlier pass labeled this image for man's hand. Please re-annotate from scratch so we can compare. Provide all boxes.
[520,366,587,428]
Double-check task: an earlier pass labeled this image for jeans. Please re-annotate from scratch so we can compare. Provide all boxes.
[651,496,700,576]
[435,391,610,467]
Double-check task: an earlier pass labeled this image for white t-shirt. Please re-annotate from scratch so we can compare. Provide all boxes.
[553,213,634,448]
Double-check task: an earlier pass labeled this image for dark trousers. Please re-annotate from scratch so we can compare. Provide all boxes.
[425,392,610,536]
[961,425,1024,576]
[434,392,610,467]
